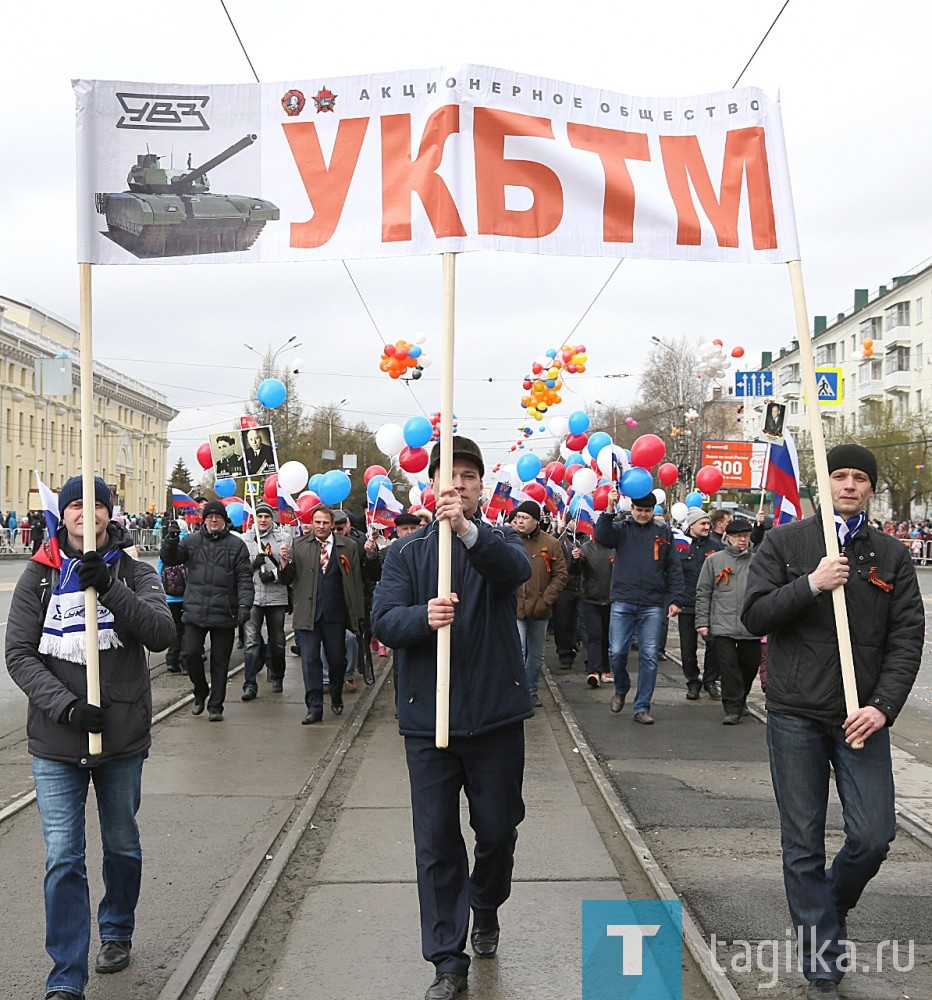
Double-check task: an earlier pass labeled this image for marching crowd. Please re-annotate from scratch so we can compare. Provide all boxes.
[3,438,926,1000]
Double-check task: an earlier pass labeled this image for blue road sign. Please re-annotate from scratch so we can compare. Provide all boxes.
[734,371,774,397]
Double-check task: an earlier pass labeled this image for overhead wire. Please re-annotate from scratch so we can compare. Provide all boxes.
[731,0,792,88]
[219,0,261,83]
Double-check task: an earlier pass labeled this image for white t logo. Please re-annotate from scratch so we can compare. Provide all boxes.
[606,923,661,975]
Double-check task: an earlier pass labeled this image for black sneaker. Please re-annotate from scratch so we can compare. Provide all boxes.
[704,682,721,700]
[686,683,701,700]
[241,688,257,702]
[191,698,206,716]
[208,711,224,722]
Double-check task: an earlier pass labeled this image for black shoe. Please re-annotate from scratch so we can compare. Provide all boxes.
[271,679,284,693]
[686,683,701,700]
[47,992,85,999]
[740,705,750,717]
[806,981,840,999]
[301,711,323,725]
[471,910,500,958]
[191,698,206,716]
[331,701,344,715]
[166,664,182,674]
[530,693,543,708]
[704,682,721,700]
[558,659,573,671]
[425,972,467,1000]
[610,692,626,713]
[95,939,131,973]
[290,644,300,656]
[722,714,741,725]
[208,711,224,722]
[241,688,257,702]
[236,639,244,650]
[658,651,668,661]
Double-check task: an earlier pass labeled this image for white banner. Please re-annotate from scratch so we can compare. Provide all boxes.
[75,65,799,265]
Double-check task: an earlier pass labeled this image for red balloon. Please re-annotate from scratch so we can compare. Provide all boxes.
[565,432,588,453]
[296,492,321,523]
[421,486,436,512]
[658,462,679,487]
[524,482,547,503]
[263,474,279,505]
[695,465,725,495]
[731,346,745,358]
[712,338,723,347]
[399,446,429,474]
[364,464,388,485]
[544,461,566,484]
[593,483,612,510]
[196,442,213,470]
[630,433,666,468]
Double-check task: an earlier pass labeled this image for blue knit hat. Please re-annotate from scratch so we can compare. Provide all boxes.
[58,476,114,516]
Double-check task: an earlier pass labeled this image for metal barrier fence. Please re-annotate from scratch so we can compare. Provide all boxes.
[904,538,932,565]
[129,527,160,551]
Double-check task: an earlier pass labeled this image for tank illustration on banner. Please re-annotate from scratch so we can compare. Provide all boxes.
[94,134,279,258]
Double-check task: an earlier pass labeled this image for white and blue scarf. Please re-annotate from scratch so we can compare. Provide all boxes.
[38,550,124,664]
[835,510,867,550]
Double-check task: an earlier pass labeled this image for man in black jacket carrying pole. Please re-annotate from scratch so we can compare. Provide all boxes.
[742,444,924,1000]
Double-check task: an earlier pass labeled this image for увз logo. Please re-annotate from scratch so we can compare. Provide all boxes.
[115,93,210,131]
[582,900,682,999]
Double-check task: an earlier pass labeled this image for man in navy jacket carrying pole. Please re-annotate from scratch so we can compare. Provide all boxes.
[371,437,532,1000]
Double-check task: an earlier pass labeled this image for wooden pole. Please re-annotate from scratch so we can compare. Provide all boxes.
[787,260,862,747]
[757,443,772,516]
[79,263,102,757]
[435,252,456,749]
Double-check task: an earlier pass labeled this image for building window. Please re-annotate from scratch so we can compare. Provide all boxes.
[816,343,837,365]
[916,389,922,411]
[916,343,924,369]
[789,400,799,414]
[884,301,910,331]
[859,316,883,339]
[917,297,924,324]
[838,339,845,362]
[884,347,910,375]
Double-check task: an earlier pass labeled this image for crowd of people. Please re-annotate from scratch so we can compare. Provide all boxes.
[2,438,926,1000]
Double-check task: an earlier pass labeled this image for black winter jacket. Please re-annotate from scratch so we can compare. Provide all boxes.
[677,533,723,614]
[370,516,533,738]
[160,522,254,627]
[5,523,175,765]
[594,513,685,609]
[741,514,924,726]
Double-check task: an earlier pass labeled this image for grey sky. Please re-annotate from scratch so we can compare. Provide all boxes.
[3,1,931,481]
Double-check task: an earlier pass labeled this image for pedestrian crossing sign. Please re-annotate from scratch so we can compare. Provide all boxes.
[815,367,842,406]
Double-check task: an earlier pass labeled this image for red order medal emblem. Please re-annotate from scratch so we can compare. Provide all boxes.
[312,87,338,113]
[281,89,306,116]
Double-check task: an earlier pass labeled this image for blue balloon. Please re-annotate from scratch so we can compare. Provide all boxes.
[685,491,705,508]
[366,474,393,503]
[308,473,324,494]
[256,378,287,409]
[226,502,245,527]
[545,348,557,358]
[408,344,422,359]
[214,478,236,498]
[403,415,433,449]
[568,494,583,517]
[565,454,586,469]
[319,470,352,506]
[516,453,542,483]
[587,431,612,458]
[654,504,664,515]
[620,466,652,498]
[568,410,590,435]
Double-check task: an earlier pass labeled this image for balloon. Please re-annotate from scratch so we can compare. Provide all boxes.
[565,432,588,453]
[263,474,279,505]
[685,491,705,508]
[654,504,664,515]
[318,470,352,506]
[296,492,321,523]
[403,415,434,449]
[214,478,236,498]
[630,433,666,468]
[366,474,394,502]
[278,460,310,495]
[421,486,436,512]
[593,483,612,510]
[618,495,632,513]
[364,464,388,485]
[256,378,287,409]
[731,346,745,358]
[695,465,725,495]
[596,444,628,479]
[658,462,679,487]
[544,461,565,484]
[196,442,213,470]
[399,446,430,474]
[375,423,406,457]
[516,453,543,482]
[671,502,689,522]
[620,466,653,498]
[308,473,324,494]
[572,468,598,495]
[586,431,612,459]
[654,489,666,505]
[567,410,590,435]
[548,415,569,438]
[408,485,422,507]
[225,502,245,527]
[524,482,547,503]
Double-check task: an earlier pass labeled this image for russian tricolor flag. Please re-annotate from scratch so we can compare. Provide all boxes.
[171,488,198,509]
[369,483,403,527]
[32,473,61,568]
[765,429,802,523]
[573,494,596,537]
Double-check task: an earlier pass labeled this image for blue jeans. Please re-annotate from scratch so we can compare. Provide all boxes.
[767,711,896,983]
[517,618,548,697]
[33,753,145,997]
[608,602,663,714]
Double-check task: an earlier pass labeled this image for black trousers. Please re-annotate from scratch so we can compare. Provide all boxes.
[184,624,235,713]
[677,613,719,687]
[579,601,610,675]
[552,589,580,663]
[711,635,762,715]
[405,723,525,976]
[296,620,347,712]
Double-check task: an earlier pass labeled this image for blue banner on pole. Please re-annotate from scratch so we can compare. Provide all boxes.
[582,899,682,999]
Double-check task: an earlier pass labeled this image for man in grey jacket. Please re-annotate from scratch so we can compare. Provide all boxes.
[5,474,174,999]
[695,517,760,724]
[241,503,292,700]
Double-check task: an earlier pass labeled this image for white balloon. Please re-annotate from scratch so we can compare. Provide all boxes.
[375,422,406,456]
[597,444,629,478]
[671,501,689,522]
[501,463,519,486]
[559,441,573,460]
[278,460,310,495]
[548,415,569,438]
[618,495,632,512]
[418,355,432,368]
[409,485,422,506]
[413,332,427,345]
[654,489,666,505]
[572,468,598,495]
